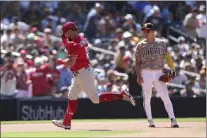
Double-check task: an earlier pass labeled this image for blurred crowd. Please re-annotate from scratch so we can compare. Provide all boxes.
[0,1,206,99]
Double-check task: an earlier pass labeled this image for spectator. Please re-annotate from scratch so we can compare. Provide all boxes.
[44,56,60,97]
[43,28,53,48]
[27,61,50,97]
[8,17,29,33]
[1,28,13,49]
[97,15,115,38]
[123,14,141,33]
[0,59,17,98]
[120,31,136,48]
[183,8,199,38]
[114,28,123,41]
[177,36,189,55]
[0,2,206,98]
[114,45,128,73]
[41,15,58,33]
[196,5,206,39]
[97,72,108,93]
[199,66,206,90]
[83,2,104,40]
[57,64,73,98]
[55,17,67,37]
[144,5,163,35]
[185,76,201,97]
[67,3,86,30]
[23,2,42,27]
[171,67,188,85]
[108,39,118,52]
[11,27,25,47]
[15,59,31,98]
[17,49,34,68]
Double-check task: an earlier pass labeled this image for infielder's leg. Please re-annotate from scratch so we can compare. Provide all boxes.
[154,71,175,119]
[141,70,153,120]
[63,77,82,125]
[79,67,126,104]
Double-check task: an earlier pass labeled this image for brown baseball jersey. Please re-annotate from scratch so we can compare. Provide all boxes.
[134,38,168,70]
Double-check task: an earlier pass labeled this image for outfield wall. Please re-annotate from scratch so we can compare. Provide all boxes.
[0,97,206,121]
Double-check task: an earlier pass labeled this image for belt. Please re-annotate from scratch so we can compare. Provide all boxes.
[72,64,91,76]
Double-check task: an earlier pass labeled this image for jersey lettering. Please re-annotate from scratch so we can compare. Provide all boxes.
[79,38,88,47]
[6,72,14,80]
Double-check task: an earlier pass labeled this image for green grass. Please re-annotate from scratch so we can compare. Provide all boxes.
[1,117,206,124]
[1,131,138,137]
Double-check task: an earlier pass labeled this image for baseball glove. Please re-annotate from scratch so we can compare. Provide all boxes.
[159,69,175,82]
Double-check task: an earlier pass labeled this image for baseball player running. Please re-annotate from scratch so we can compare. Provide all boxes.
[134,23,179,128]
[52,22,136,129]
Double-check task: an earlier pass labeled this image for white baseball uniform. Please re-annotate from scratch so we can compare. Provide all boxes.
[135,38,176,120]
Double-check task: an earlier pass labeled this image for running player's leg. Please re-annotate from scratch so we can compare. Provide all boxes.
[142,70,153,120]
[154,70,175,119]
[79,67,129,104]
[63,77,82,125]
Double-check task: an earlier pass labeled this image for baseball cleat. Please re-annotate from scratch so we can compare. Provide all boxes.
[171,118,179,128]
[148,119,155,127]
[52,120,71,130]
[121,90,136,106]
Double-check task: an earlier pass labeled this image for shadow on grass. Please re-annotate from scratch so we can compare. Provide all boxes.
[152,126,184,128]
[88,129,112,131]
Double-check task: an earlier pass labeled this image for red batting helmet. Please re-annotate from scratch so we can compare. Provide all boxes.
[62,22,78,34]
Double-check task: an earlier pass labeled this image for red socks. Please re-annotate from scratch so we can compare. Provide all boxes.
[63,92,123,125]
[63,99,78,125]
[99,92,123,103]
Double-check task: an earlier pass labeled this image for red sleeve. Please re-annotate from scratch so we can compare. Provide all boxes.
[62,35,69,47]
[62,36,73,53]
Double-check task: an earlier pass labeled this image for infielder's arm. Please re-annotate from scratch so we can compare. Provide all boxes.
[165,53,175,71]
[135,57,142,78]
[134,45,142,78]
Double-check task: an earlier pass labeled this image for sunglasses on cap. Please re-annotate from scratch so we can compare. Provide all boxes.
[142,29,151,34]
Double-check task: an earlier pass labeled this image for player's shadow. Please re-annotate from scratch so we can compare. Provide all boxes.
[153,126,184,128]
[88,129,112,131]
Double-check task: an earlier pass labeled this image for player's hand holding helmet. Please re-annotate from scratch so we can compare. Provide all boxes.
[159,69,176,82]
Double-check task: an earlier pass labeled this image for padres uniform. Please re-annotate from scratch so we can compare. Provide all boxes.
[135,38,176,121]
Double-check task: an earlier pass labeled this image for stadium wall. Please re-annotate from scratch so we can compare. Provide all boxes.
[0,97,205,121]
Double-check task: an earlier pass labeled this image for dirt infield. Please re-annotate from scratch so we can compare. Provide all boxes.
[2,121,206,137]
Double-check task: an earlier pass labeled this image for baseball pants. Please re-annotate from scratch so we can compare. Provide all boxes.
[141,69,176,120]
[62,66,124,125]
[68,66,99,103]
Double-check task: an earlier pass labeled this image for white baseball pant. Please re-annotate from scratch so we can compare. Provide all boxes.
[141,69,175,120]
[68,66,99,104]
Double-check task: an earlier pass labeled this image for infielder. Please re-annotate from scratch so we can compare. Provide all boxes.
[134,23,179,128]
[52,22,136,129]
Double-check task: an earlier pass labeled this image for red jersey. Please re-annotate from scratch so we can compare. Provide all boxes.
[28,69,50,96]
[28,64,60,96]
[62,35,90,71]
[42,64,60,85]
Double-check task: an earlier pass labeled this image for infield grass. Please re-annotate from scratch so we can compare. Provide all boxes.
[1,130,139,137]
